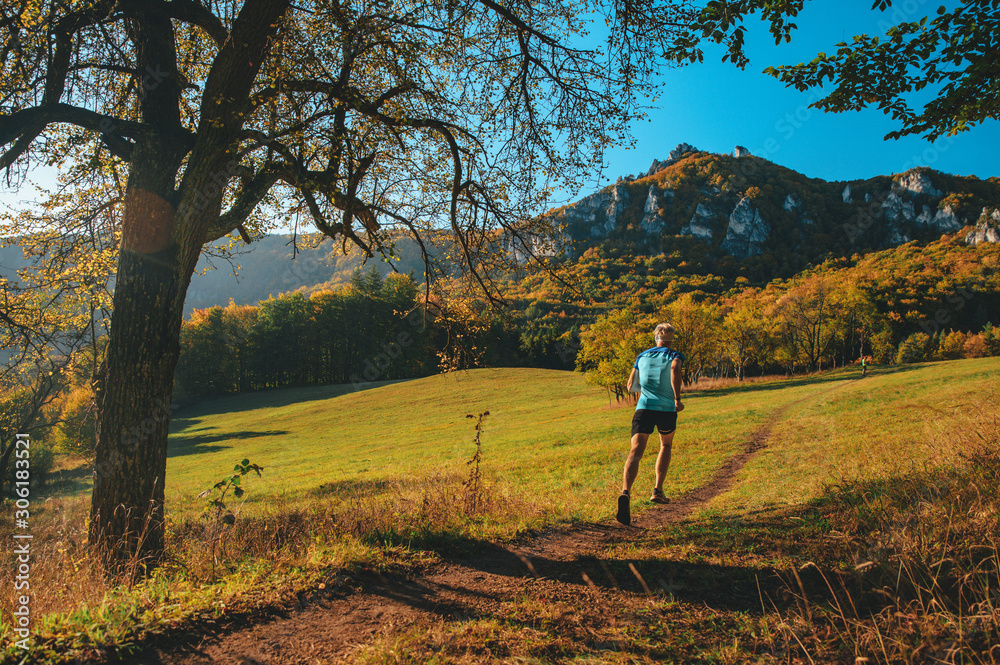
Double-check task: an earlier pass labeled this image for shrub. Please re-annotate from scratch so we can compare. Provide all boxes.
[933,329,967,360]
[896,332,930,364]
[962,332,988,358]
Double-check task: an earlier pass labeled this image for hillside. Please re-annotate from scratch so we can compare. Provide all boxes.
[181,149,1000,313]
[549,143,1000,281]
[4,146,997,321]
[7,359,999,662]
[184,233,434,315]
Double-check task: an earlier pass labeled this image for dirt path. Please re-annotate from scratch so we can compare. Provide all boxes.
[118,383,846,665]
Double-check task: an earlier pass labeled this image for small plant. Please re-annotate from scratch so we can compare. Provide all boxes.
[463,411,489,515]
[199,457,263,572]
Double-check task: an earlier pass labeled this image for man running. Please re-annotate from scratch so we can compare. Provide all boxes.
[617,322,685,526]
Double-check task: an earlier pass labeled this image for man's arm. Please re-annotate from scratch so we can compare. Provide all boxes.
[671,358,684,412]
[627,367,638,393]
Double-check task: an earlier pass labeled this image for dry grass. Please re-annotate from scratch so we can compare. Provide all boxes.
[0,497,105,621]
[0,460,542,661]
[687,374,792,393]
[768,404,1000,663]
[168,468,543,584]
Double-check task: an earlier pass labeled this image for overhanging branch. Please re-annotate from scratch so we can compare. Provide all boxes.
[0,104,150,169]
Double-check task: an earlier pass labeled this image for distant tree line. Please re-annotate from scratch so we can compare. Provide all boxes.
[174,268,435,400]
[576,266,1000,399]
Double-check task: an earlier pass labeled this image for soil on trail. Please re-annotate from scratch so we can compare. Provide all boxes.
[118,386,841,665]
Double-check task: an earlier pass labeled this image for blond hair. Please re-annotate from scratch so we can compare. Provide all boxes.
[653,322,674,340]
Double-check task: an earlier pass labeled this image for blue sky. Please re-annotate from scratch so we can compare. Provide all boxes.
[573,0,997,204]
[2,0,994,215]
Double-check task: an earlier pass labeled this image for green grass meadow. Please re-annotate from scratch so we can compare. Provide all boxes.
[165,358,999,528]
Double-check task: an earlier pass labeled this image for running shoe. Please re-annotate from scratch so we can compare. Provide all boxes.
[616,493,631,525]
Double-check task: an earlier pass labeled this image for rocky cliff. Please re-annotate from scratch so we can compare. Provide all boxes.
[720,197,770,258]
[550,144,1000,269]
[966,208,1000,246]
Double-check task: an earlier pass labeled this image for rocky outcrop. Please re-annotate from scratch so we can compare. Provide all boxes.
[639,185,672,234]
[965,208,1000,246]
[915,206,932,227]
[880,191,916,244]
[882,189,964,239]
[680,202,715,241]
[870,171,967,242]
[721,197,770,258]
[897,171,942,197]
[559,183,630,240]
[558,192,601,237]
[600,184,629,237]
[882,191,916,224]
[504,232,571,262]
[645,143,698,177]
[669,143,696,162]
[552,149,996,262]
[915,204,963,233]
[645,159,666,177]
[934,206,962,231]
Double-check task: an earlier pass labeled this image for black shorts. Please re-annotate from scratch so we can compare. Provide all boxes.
[631,409,678,437]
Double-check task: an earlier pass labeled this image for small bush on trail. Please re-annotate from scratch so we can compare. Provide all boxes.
[198,458,263,575]
[462,411,489,516]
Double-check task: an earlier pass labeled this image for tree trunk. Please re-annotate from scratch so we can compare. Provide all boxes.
[73,0,288,576]
[89,194,192,576]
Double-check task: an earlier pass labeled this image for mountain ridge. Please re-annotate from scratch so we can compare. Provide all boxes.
[548,143,1000,280]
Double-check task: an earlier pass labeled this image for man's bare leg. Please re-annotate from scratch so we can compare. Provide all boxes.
[622,432,649,494]
[653,430,675,492]
[618,432,649,525]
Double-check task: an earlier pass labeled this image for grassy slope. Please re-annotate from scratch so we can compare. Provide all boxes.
[714,357,1000,512]
[165,366,814,524]
[166,359,999,526]
[169,358,998,665]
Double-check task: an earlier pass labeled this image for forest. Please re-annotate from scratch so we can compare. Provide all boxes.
[175,269,432,398]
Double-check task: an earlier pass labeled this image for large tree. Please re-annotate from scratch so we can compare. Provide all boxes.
[770,273,843,372]
[0,0,696,573]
